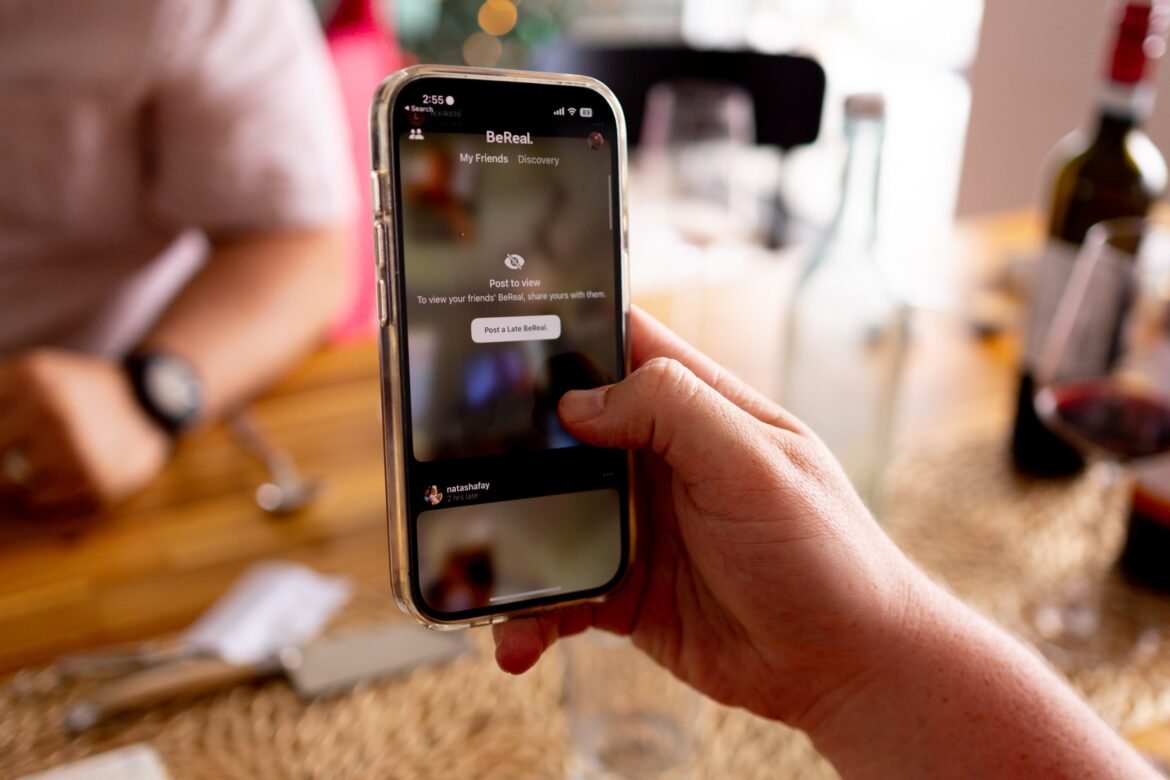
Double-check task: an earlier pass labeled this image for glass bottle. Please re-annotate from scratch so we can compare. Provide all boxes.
[781,94,909,510]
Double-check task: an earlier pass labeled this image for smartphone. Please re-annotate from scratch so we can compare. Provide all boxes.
[369,65,633,629]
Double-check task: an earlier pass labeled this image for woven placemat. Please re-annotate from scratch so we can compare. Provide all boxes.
[0,588,831,780]
[884,422,1170,735]
[4,424,1169,779]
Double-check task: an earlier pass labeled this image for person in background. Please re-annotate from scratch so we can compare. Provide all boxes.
[0,0,353,512]
[494,307,1160,779]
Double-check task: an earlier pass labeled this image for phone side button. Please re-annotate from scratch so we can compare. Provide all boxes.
[370,171,383,214]
[371,170,393,218]
[376,278,389,327]
[373,222,387,270]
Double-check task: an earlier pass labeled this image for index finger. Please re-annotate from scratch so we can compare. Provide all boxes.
[492,604,596,675]
[628,306,802,432]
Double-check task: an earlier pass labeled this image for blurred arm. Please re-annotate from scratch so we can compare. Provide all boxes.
[0,227,345,512]
[138,226,346,421]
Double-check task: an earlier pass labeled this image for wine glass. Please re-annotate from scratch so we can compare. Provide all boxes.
[637,79,757,246]
[1027,216,1170,669]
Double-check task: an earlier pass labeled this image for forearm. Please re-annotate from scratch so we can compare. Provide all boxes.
[805,573,1156,779]
[139,226,346,421]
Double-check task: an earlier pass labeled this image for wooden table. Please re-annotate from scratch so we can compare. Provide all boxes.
[4,210,1169,768]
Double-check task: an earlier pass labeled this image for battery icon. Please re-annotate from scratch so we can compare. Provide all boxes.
[579,107,593,118]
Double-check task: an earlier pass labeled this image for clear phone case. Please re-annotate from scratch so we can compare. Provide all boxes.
[369,65,634,629]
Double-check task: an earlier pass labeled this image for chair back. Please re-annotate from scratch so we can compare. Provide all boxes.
[532,45,825,151]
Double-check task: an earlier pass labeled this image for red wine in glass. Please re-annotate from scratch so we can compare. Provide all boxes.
[1036,379,1170,462]
[1025,210,1170,671]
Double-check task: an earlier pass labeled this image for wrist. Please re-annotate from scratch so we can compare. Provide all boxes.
[792,565,944,760]
[795,572,1152,780]
[123,350,204,436]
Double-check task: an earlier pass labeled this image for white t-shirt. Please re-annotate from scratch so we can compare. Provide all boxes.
[0,0,353,357]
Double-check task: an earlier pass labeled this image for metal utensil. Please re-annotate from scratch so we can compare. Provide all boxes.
[12,642,190,697]
[44,562,349,684]
[63,623,470,732]
[54,641,189,680]
[228,411,323,514]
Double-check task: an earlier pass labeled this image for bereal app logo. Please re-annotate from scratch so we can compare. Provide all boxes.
[486,130,533,145]
[504,253,525,270]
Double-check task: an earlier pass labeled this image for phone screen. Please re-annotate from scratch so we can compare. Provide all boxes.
[388,76,629,621]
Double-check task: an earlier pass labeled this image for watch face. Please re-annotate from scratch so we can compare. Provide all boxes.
[143,356,200,421]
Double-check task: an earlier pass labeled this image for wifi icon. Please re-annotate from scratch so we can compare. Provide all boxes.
[567,107,577,116]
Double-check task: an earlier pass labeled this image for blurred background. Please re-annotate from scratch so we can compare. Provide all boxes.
[7,1,1170,777]
[331,0,983,304]
[312,0,1170,326]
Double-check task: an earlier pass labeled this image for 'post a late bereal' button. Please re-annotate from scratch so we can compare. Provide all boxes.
[471,315,561,343]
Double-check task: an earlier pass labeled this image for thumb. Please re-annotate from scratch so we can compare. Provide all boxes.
[558,357,756,471]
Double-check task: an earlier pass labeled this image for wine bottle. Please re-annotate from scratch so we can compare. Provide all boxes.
[1011,0,1168,476]
[1121,462,1170,592]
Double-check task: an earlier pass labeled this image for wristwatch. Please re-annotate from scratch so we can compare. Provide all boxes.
[123,351,203,435]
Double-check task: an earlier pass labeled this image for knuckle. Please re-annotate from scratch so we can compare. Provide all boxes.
[627,358,709,457]
[632,357,693,402]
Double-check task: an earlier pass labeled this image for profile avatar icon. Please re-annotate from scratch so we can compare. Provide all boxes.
[423,484,443,506]
[504,253,525,270]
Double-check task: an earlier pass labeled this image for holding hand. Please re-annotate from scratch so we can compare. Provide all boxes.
[494,307,1156,779]
[494,306,917,726]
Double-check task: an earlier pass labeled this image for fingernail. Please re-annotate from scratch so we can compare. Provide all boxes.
[559,387,607,423]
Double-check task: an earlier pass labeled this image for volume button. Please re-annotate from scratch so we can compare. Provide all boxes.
[376,278,388,327]
[373,222,387,270]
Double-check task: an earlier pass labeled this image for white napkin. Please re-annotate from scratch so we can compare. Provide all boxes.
[181,561,352,665]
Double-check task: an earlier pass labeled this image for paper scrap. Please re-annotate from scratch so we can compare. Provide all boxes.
[19,743,169,780]
[181,561,351,665]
